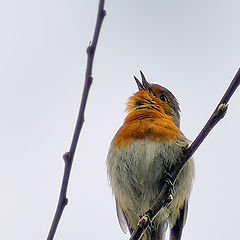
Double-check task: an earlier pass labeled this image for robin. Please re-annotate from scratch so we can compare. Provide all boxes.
[107,71,194,240]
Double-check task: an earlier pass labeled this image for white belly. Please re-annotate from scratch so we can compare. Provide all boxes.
[107,138,194,230]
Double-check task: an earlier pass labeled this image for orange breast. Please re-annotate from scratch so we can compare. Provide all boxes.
[114,109,184,148]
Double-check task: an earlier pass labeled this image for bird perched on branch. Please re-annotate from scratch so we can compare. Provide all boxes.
[107,71,194,240]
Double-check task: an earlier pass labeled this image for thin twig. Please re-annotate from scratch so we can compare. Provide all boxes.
[47,1,106,239]
[130,67,240,240]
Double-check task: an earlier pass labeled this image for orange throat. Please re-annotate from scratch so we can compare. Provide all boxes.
[114,109,183,148]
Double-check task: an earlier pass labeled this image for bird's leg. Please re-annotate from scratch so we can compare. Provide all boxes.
[163,169,175,203]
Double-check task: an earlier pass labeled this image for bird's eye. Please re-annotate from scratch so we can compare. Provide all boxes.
[160,95,168,102]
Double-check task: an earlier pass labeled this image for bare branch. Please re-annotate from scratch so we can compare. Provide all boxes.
[47,1,106,239]
[130,67,240,240]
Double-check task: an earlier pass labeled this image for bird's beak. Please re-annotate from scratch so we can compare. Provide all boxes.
[134,76,143,90]
[134,71,150,91]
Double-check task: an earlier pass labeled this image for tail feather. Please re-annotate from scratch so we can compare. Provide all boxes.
[169,201,188,240]
[141,223,167,240]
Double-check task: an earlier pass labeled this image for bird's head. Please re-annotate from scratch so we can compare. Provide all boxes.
[127,71,180,127]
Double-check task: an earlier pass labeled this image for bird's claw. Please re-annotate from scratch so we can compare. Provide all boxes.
[138,213,154,230]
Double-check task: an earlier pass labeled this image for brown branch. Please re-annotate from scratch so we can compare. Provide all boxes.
[130,67,240,240]
[47,1,106,239]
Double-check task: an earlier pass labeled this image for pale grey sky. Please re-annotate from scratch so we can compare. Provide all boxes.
[0,0,240,239]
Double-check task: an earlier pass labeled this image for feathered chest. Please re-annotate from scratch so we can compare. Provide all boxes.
[108,138,184,191]
[113,110,184,148]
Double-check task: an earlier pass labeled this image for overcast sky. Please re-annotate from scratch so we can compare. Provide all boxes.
[1,0,240,239]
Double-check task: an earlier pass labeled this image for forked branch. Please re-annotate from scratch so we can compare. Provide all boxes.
[130,67,240,240]
[47,1,106,239]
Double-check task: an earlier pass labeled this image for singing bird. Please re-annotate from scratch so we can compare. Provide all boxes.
[107,72,194,240]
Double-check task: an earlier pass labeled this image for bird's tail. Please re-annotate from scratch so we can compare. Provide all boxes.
[141,224,166,240]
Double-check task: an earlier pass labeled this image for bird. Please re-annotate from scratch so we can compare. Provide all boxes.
[107,71,194,240]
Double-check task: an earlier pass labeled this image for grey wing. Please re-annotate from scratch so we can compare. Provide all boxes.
[115,199,131,234]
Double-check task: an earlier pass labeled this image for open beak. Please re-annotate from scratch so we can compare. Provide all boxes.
[134,71,150,91]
